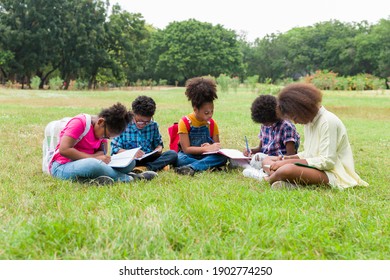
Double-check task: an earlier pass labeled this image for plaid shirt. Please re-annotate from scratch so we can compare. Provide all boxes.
[111,120,163,154]
[259,120,300,156]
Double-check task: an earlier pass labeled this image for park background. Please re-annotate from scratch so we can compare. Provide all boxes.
[0,0,389,260]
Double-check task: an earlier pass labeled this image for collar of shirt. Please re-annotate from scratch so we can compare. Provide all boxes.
[309,106,325,127]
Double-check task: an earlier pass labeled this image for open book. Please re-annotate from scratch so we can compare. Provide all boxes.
[137,149,158,160]
[108,147,141,168]
[203,148,250,159]
[108,148,159,168]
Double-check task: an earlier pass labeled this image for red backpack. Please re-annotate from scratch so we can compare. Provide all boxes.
[168,116,215,152]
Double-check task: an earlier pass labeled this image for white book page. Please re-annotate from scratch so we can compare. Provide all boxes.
[203,148,250,159]
[108,147,141,167]
[136,149,158,160]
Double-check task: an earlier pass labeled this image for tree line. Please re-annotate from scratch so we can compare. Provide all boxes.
[0,0,389,89]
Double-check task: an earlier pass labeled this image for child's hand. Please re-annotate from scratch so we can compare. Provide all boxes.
[135,150,145,159]
[243,149,251,157]
[203,142,221,152]
[97,154,111,164]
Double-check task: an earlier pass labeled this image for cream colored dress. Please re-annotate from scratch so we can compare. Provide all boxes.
[297,106,368,189]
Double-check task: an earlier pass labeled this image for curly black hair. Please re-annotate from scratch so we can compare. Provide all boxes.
[185,77,218,109]
[99,102,131,135]
[277,83,322,123]
[131,95,156,117]
[251,95,280,124]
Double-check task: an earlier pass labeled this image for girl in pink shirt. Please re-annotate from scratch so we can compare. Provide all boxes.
[50,103,156,185]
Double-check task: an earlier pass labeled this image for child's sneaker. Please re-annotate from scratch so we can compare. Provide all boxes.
[129,171,158,181]
[175,166,195,176]
[132,166,148,173]
[88,176,114,186]
[271,181,298,190]
[242,167,266,181]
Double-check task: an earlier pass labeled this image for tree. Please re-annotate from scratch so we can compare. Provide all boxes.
[149,19,243,83]
[245,33,287,82]
[104,4,150,86]
[366,18,390,86]
[0,0,54,88]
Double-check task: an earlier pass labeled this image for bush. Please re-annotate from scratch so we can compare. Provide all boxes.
[230,76,240,93]
[48,76,63,90]
[258,84,283,95]
[158,79,168,86]
[75,79,88,90]
[307,70,338,90]
[216,74,230,93]
[30,76,41,89]
[244,75,259,92]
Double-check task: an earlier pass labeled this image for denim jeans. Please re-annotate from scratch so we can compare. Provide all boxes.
[136,150,178,171]
[177,152,227,171]
[51,158,136,182]
[176,125,227,171]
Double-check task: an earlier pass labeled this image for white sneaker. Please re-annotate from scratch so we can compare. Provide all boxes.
[242,167,266,181]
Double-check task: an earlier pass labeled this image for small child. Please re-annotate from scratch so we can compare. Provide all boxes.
[243,94,300,181]
[111,95,178,172]
[175,77,228,176]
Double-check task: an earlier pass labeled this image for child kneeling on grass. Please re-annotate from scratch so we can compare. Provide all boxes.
[242,94,300,181]
[262,83,368,190]
[50,103,157,186]
[175,77,228,176]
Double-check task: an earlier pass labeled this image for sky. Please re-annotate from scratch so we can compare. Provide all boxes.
[113,0,389,42]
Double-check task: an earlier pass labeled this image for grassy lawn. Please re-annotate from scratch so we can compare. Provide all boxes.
[0,87,389,260]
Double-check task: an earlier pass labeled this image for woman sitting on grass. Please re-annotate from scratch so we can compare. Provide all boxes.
[50,103,157,185]
[263,83,368,190]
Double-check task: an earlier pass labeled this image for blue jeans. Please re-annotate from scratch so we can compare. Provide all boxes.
[177,124,227,171]
[136,150,178,171]
[51,158,136,182]
[177,152,227,171]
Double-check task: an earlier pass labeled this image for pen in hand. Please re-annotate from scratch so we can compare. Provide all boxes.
[245,136,250,154]
[208,136,215,143]
[278,150,284,159]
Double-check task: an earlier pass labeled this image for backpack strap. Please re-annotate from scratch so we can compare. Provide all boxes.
[78,113,91,142]
[208,118,214,138]
[181,116,191,133]
[182,116,215,137]
[49,114,91,174]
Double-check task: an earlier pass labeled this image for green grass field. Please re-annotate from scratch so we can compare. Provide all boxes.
[0,87,389,260]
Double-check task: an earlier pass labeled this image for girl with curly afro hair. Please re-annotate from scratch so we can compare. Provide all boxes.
[175,77,227,176]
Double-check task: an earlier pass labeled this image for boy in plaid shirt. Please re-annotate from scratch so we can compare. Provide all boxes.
[111,96,177,172]
[243,94,300,181]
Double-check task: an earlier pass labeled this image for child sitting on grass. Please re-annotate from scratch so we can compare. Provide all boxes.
[111,95,178,172]
[175,77,227,176]
[50,103,157,186]
[242,94,300,181]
